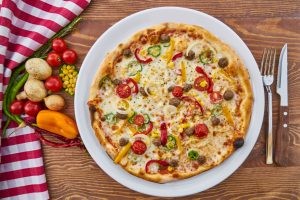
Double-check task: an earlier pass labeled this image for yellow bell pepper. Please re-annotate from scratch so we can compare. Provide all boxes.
[163,38,175,66]
[174,135,183,153]
[181,61,186,83]
[113,120,127,135]
[114,143,131,164]
[133,71,141,82]
[222,104,234,126]
[36,110,78,139]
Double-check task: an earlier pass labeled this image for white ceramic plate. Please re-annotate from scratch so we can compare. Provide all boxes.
[75,7,264,197]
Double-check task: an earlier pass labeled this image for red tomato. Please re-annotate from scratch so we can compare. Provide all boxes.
[24,101,42,117]
[52,38,67,53]
[194,123,209,138]
[116,83,131,98]
[131,140,147,155]
[62,49,78,64]
[45,76,63,92]
[172,86,183,97]
[133,114,145,126]
[10,100,24,115]
[46,52,62,67]
[194,76,209,91]
[209,91,223,104]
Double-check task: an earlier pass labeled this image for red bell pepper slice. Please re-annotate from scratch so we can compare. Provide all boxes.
[181,96,204,114]
[145,160,169,173]
[172,52,183,62]
[160,122,168,146]
[134,121,153,135]
[125,78,139,94]
[134,48,153,64]
[195,66,214,93]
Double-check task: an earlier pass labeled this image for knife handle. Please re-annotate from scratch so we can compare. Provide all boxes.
[275,106,289,166]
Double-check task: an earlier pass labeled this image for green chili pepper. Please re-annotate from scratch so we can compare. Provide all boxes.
[128,112,136,124]
[104,113,117,123]
[188,150,199,160]
[137,124,146,132]
[99,75,111,88]
[147,45,161,57]
[211,104,222,116]
[199,49,214,64]
[143,113,150,124]
[127,61,142,76]
[166,135,177,150]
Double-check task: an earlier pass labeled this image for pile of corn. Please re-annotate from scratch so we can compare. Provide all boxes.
[59,64,78,95]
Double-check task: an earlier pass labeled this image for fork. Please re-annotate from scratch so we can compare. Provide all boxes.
[260,48,276,165]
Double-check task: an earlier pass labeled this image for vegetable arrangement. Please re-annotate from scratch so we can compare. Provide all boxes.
[3,17,83,148]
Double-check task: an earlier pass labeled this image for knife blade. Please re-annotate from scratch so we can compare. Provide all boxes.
[275,43,289,166]
[276,44,288,106]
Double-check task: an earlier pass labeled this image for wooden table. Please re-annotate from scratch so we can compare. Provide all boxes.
[44,1,300,199]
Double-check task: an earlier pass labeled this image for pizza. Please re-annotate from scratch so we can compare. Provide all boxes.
[88,23,253,183]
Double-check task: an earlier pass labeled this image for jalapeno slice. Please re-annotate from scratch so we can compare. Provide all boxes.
[104,113,116,123]
[127,61,142,76]
[188,150,199,160]
[147,45,161,58]
[199,49,214,64]
[166,135,177,150]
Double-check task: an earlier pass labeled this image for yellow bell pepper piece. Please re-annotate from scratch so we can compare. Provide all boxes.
[36,110,78,139]
[133,72,141,82]
[163,38,175,66]
[181,61,186,83]
[114,143,131,164]
[174,135,183,153]
[128,124,137,135]
[222,104,234,126]
[218,69,237,89]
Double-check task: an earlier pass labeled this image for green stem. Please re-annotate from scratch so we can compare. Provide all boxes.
[2,118,11,137]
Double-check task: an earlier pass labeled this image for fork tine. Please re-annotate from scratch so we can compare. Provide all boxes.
[271,48,276,75]
[260,48,267,74]
[264,49,270,75]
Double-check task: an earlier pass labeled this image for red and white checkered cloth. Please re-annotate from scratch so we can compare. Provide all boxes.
[0,0,90,199]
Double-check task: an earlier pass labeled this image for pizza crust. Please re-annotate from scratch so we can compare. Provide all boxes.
[88,23,253,183]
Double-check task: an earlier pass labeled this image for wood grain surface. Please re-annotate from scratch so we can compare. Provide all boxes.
[43,0,300,199]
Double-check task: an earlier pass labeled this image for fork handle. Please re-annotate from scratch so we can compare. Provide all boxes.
[275,106,289,166]
[266,91,273,164]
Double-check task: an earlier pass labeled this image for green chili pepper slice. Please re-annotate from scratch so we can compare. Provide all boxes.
[104,113,116,123]
[210,104,222,116]
[143,113,150,124]
[166,135,177,150]
[188,150,199,160]
[199,49,214,64]
[127,61,142,76]
[99,75,111,88]
[147,45,161,58]
[128,112,136,124]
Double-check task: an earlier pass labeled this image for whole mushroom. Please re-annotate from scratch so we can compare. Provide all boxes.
[22,79,47,102]
[44,95,65,111]
[25,58,52,80]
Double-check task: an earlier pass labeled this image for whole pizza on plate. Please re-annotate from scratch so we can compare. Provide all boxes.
[88,23,253,183]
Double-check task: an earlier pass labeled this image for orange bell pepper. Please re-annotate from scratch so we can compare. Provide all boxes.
[36,110,79,139]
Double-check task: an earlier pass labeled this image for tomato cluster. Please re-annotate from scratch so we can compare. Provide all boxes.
[46,38,78,67]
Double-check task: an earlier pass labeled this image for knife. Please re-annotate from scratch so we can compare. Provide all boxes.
[275,43,289,166]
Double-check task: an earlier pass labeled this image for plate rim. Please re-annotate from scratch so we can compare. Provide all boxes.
[75,6,264,197]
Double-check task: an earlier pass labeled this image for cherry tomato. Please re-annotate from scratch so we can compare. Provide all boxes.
[194,123,209,138]
[194,76,209,91]
[116,83,131,98]
[172,86,183,97]
[52,38,67,53]
[131,140,147,155]
[45,76,63,92]
[133,114,145,126]
[46,52,62,67]
[24,101,42,117]
[62,49,78,64]
[209,91,223,104]
[10,100,24,115]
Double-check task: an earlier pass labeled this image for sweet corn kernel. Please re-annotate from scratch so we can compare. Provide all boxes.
[64,80,69,85]
[67,65,71,70]
[73,71,77,75]
[71,84,75,87]
[167,61,175,69]
[167,166,173,172]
